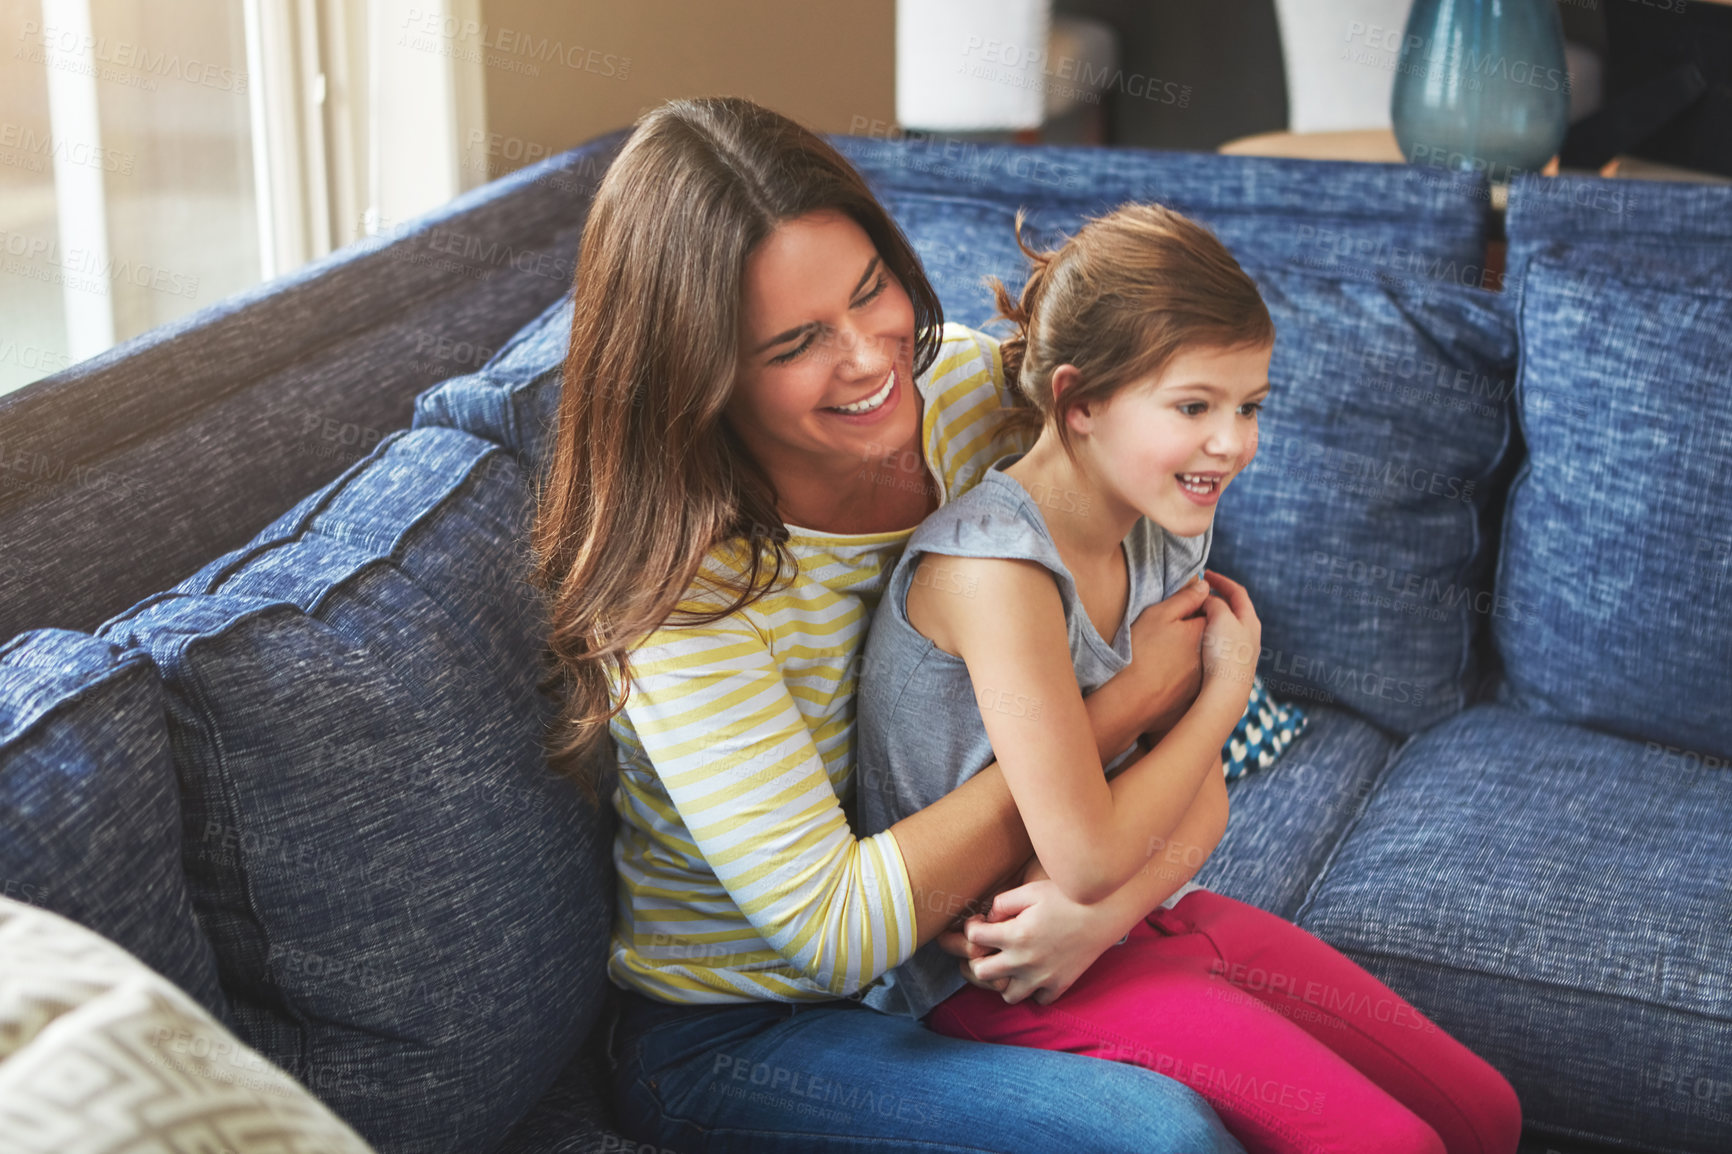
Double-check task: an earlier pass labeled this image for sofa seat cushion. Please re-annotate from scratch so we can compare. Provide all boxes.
[1297,705,1732,1153]
[0,629,226,1018]
[95,426,615,1154]
[0,895,376,1153]
[491,987,626,1154]
[1196,704,1397,920]
[1490,253,1732,761]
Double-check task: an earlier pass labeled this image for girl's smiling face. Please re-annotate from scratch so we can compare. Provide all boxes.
[727,208,919,486]
[1070,341,1273,535]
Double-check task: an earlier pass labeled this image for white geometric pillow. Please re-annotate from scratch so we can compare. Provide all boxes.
[0,896,376,1154]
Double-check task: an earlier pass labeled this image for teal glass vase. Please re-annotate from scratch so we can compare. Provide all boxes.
[1391,0,1571,181]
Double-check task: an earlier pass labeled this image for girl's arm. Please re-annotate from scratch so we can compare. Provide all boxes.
[1020,753,1228,925]
[949,759,1229,1005]
[891,670,1176,944]
[907,552,1247,905]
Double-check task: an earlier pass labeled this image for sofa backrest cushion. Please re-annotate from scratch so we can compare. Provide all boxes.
[1503,174,1732,295]
[413,138,1496,483]
[1210,265,1519,735]
[0,629,228,1018]
[1490,250,1732,762]
[830,137,1494,310]
[412,287,575,489]
[95,426,615,1154]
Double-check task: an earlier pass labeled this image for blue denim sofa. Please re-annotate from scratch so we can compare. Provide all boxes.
[1,124,1727,1154]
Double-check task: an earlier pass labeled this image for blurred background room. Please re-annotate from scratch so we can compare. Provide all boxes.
[2,0,1726,396]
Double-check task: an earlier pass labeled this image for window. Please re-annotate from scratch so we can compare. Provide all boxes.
[0,0,486,398]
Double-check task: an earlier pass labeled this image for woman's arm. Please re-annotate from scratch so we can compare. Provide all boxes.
[906,552,1244,905]
[619,608,1167,996]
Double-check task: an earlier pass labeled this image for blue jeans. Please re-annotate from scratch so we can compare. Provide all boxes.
[605,985,1247,1153]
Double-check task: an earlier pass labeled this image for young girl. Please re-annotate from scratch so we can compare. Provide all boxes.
[854,203,1522,1154]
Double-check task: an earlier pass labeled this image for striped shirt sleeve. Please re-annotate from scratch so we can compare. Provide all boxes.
[618,611,919,997]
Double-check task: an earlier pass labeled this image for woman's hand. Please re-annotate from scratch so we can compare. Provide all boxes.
[935,868,1133,1006]
[1121,576,1212,735]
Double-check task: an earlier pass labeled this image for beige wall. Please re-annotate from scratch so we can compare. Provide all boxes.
[471,0,894,183]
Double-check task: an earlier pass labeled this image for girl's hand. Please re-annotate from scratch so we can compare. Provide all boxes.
[1121,576,1212,734]
[935,853,1049,987]
[938,876,1131,1006]
[1198,570,1261,705]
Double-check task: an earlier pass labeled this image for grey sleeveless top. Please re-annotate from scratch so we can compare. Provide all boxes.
[855,450,1213,1021]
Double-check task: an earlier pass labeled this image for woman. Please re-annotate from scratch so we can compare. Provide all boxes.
[529,96,1243,1154]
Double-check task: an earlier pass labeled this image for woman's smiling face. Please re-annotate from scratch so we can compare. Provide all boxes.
[728,209,919,487]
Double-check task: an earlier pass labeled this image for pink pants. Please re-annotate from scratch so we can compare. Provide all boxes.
[924,889,1522,1154]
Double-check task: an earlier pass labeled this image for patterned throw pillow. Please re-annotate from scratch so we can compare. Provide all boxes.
[1222,674,1310,782]
[0,895,376,1154]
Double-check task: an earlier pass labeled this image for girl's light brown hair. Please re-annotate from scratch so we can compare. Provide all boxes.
[527,97,945,801]
[988,202,1274,456]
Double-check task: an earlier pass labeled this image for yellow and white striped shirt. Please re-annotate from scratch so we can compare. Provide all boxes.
[605,322,1037,1004]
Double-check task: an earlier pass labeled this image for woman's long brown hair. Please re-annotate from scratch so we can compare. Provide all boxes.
[529,97,945,802]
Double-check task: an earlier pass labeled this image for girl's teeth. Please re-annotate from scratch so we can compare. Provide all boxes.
[1178,474,1218,494]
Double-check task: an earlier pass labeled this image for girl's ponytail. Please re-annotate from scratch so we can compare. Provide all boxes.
[985,208,1058,444]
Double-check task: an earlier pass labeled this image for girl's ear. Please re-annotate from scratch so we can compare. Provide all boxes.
[1052,365,1099,437]
[1049,363,1080,405]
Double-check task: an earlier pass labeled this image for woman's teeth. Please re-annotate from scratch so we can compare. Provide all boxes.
[828,370,895,414]
[1177,473,1219,495]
